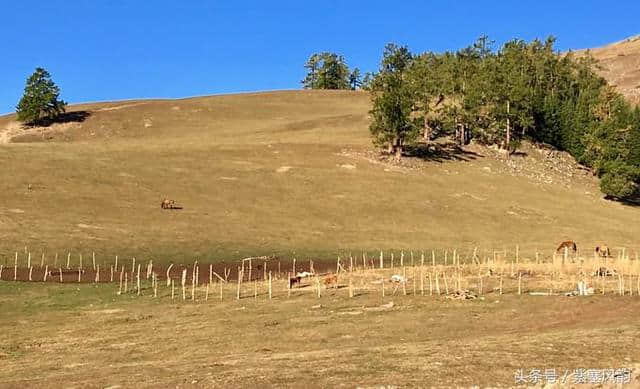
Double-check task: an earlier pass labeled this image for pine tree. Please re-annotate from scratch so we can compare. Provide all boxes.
[301,53,350,90]
[349,68,362,90]
[16,67,66,125]
[369,44,419,159]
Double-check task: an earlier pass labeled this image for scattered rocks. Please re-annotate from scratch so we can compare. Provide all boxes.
[364,301,395,312]
[445,290,480,300]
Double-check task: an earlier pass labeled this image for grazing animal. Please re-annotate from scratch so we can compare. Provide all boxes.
[595,245,611,258]
[296,271,314,278]
[161,199,176,209]
[323,274,338,288]
[289,276,302,288]
[556,241,577,253]
[390,274,406,283]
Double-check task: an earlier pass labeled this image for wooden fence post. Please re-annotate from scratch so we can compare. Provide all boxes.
[166,264,174,286]
[153,273,158,298]
[181,268,187,300]
[268,272,272,299]
[402,267,407,296]
[236,267,242,300]
[136,264,141,296]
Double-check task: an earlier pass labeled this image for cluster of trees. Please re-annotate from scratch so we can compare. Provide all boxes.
[368,37,640,200]
[16,67,67,126]
[301,52,372,90]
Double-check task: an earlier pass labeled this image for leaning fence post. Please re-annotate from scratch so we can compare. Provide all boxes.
[166,264,174,286]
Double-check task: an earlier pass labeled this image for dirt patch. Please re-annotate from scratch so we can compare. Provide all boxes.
[0,258,339,284]
[96,103,148,112]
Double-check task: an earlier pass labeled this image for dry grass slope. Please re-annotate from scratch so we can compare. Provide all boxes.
[0,90,638,263]
[574,35,640,104]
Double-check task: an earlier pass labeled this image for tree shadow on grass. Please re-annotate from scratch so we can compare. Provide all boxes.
[26,111,91,127]
[404,142,483,163]
[612,192,640,207]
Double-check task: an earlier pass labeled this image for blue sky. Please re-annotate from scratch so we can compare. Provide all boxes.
[1,0,638,114]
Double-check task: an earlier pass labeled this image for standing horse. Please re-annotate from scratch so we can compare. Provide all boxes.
[556,241,577,253]
[595,245,611,258]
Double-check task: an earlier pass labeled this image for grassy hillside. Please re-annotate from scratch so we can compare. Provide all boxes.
[575,35,640,105]
[0,90,638,263]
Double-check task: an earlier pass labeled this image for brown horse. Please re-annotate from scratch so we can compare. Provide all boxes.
[289,276,302,289]
[323,274,338,288]
[161,199,176,209]
[556,241,577,253]
[595,245,611,258]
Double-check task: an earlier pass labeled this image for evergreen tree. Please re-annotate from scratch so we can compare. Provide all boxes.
[349,68,362,90]
[16,67,66,125]
[369,44,419,158]
[301,52,350,90]
[366,36,640,199]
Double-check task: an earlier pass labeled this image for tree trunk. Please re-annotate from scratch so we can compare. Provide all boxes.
[506,100,511,150]
[423,98,431,142]
[394,144,402,160]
